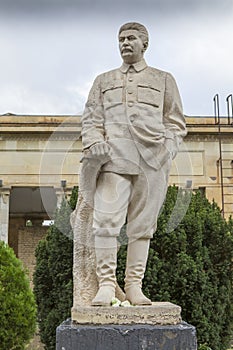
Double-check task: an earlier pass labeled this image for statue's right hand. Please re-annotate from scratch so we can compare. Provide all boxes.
[89,142,112,158]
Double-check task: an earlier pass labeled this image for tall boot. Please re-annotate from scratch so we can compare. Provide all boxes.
[124,238,152,305]
[92,236,117,306]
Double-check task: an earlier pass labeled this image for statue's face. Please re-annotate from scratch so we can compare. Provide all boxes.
[119,29,145,64]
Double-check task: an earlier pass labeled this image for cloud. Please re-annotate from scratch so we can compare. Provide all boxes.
[1,0,232,16]
[0,0,232,116]
[154,14,233,116]
[0,84,84,115]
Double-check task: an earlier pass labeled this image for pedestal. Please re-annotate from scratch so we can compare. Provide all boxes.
[71,302,181,325]
[56,319,197,350]
[57,303,197,350]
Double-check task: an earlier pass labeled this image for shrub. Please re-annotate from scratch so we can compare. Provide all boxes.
[33,187,78,350]
[0,241,37,350]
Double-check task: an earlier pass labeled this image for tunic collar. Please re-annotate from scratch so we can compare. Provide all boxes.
[120,58,147,73]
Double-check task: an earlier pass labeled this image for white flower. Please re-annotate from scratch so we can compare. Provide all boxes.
[121,300,132,307]
[111,297,121,307]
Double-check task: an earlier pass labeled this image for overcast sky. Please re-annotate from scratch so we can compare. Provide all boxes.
[0,0,232,117]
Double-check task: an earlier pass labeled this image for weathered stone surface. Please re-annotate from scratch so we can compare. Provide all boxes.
[0,190,10,243]
[72,302,181,325]
[56,319,197,350]
[70,189,125,309]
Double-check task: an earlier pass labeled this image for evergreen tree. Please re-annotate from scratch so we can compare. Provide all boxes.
[33,187,78,350]
[0,241,37,350]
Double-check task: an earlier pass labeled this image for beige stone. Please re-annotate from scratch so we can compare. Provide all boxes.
[73,22,187,308]
[71,193,125,308]
[0,191,10,243]
[18,227,48,288]
[72,302,182,325]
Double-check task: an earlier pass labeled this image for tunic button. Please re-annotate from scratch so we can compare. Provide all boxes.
[129,68,134,73]
[127,89,133,94]
[129,114,137,122]
[128,77,133,82]
[128,102,134,107]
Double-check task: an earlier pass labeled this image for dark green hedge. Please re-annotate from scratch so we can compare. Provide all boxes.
[33,187,77,350]
[0,241,37,350]
[34,186,233,350]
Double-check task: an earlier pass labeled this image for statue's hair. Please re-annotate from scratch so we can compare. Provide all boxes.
[118,22,149,44]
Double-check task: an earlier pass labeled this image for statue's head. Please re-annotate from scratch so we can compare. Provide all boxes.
[118,22,149,46]
[118,22,149,64]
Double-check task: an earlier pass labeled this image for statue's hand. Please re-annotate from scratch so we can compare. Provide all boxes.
[89,142,112,158]
[164,138,177,160]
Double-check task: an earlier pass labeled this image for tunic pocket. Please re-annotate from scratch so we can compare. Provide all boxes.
[102,81,123,108]
[137,83,161,108]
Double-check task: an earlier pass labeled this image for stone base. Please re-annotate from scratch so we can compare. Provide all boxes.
[71,302,181,325]
[56,319,197,350]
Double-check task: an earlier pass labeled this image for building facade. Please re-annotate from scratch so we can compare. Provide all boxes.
[0,114,232,280]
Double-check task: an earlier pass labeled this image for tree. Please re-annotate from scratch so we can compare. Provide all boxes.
[0,241,37,350]
[33,187,78,350]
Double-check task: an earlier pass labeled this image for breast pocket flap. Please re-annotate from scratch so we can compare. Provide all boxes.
[138,83,161,108]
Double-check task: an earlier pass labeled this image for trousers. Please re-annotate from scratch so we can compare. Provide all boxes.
[93,158,171,241]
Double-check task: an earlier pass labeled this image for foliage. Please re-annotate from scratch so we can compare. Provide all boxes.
[34,185,233,350]
[33,187,78,350]
[0,241,37,350]
[198,344,213,350]
[117,186,233,350]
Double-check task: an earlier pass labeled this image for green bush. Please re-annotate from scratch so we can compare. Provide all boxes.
[33,187,78,350]
[198,345,213,350]
[34,186,233,350]
[0,241,37,350]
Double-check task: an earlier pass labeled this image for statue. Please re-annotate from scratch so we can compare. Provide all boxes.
[71,22,187,308]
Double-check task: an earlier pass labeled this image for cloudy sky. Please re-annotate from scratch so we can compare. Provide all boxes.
[0,0,232,117]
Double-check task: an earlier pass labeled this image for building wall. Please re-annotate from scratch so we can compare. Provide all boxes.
[0,114,232,248]
[0,114,231,350]
[18,226,48,288]
[0,115,81,189]
[169,120,233,217]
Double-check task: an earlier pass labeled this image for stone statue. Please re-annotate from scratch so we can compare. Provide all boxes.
[71,22,187,308]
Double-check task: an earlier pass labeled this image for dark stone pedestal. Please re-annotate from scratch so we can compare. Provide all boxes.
[56,319,197,350]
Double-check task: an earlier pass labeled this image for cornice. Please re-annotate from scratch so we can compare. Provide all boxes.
[185,133,233,142]
[0,133,81,141]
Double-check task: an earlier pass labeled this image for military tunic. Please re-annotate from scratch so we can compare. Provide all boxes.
[81,59,187,239]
